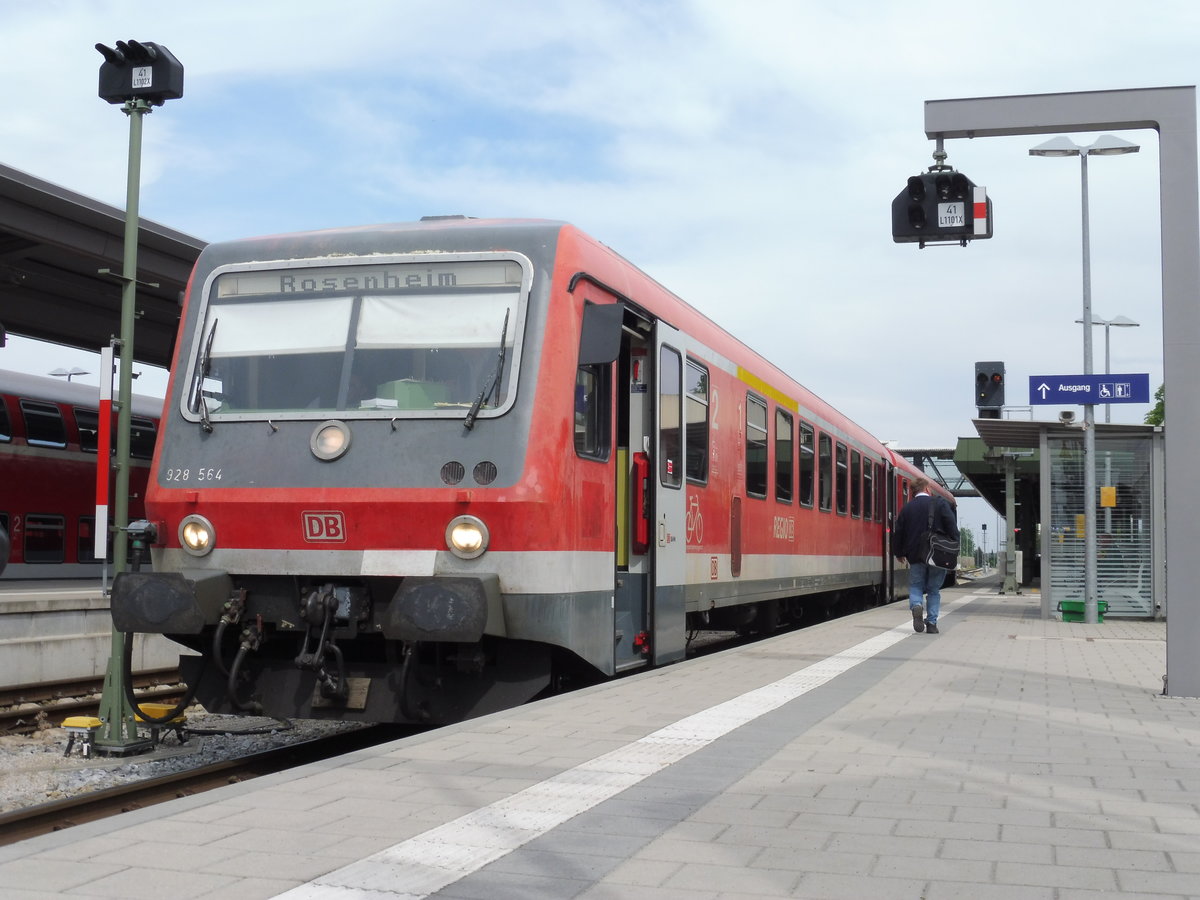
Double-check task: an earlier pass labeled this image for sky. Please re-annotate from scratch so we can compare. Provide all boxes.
[0,0,1193,543]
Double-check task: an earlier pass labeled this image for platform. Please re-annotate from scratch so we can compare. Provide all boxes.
[0,580,187,688]
[0,581,1193,899]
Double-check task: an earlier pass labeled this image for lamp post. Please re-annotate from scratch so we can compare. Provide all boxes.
[50,367,89,382]
[1030,134,1140,625]
[1075,314,1141,423]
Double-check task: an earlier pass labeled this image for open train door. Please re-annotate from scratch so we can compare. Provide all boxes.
[586,299,687,671]
[611,308,652,672]
[650,320,687,665]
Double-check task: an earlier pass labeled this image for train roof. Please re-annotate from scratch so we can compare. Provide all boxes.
[0,368,162,419]
[191,217,567,270]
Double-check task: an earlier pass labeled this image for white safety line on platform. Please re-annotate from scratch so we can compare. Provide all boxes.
[274,593,982,900]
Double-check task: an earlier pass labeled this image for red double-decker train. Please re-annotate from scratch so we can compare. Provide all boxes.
[0,369,159,578]
[111,218,951,724]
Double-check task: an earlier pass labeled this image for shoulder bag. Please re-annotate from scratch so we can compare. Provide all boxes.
[924,497,959,569]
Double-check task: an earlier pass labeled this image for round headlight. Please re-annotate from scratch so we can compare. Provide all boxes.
[311,420,351,461]
[445,515,489,560]
[179,514,215,557]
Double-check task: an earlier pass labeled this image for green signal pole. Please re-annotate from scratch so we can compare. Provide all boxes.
[94,97,154,755]
[90,40,183,753]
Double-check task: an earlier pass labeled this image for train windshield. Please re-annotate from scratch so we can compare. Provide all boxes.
[184,256,530,422]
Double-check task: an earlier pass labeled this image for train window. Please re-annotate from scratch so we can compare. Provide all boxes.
[746,394,768,499]
[818,433,832,511]
[659,345,682,489]
[0,398,10,442]
[775,409,793,503]
[189,256,530,423]
[851,450,862,518]
[862,458,873,521]
[684,360,709,483]
[74,408,100,453]
[798,421,814,508]
[129,417,157,459]
[20,400,67,448]
[574,364,610,460]
[875,463,885,520]
[835,442,848,515]
[24,514,65,564]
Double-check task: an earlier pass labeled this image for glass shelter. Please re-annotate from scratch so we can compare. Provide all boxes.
[962,420,1165,620]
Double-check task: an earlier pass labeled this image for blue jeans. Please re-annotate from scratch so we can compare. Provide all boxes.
[908,562,944,625]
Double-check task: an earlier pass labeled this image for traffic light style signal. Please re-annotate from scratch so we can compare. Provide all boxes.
[892,169,993,247]
[96,40,184,106]
[975,361,1005,418]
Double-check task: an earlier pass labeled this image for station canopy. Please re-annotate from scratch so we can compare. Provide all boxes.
[0,162,205,368]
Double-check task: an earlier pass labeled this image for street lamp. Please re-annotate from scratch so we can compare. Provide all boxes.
[50,367,89,382]
[1030,134,1140,625]
[1074,314,1141,423]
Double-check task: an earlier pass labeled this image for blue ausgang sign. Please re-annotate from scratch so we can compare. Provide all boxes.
[1028,373,1151,405]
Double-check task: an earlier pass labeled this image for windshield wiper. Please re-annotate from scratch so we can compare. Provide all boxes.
[464,308,510,431]
[190,318,218,433]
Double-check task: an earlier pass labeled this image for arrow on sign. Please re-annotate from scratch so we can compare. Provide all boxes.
[1037,382,1050,400]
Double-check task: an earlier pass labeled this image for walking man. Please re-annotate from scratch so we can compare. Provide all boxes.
[893,477,958,633]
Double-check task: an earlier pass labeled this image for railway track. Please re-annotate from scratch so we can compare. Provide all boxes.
[0,670,184,735]
[0,723,410,846]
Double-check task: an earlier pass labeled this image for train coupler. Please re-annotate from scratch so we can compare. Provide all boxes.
[294,588,348,701]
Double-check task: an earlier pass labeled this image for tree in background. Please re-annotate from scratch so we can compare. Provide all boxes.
[959,526,976,556]
[1145,384,1164,425]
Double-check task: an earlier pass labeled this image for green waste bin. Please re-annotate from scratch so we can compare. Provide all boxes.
[1058,600,1108,622]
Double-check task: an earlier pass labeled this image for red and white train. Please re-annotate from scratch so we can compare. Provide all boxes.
[0,369,159,579]
[111,218,951,724]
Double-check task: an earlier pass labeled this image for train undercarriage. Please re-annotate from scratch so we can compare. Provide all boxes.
[115,568,913,726]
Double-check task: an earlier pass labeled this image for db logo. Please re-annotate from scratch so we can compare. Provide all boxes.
[302,510,346,542]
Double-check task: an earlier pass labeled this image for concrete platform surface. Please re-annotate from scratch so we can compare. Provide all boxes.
[0,583,1195,899]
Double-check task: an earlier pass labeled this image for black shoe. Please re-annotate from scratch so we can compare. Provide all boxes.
[911,604,925,633]
[925,621,939,634]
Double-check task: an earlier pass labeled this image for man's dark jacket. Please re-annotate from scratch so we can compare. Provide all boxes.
[893,493,959,564]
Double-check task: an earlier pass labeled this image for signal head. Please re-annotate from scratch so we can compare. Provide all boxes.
[973,361,1005,414]
[97,40,184,105]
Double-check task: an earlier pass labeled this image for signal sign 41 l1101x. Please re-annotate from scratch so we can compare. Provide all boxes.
[891,168,993,248]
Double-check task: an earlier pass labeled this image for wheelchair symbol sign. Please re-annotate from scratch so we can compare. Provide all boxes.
[1099,382,1133,400]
